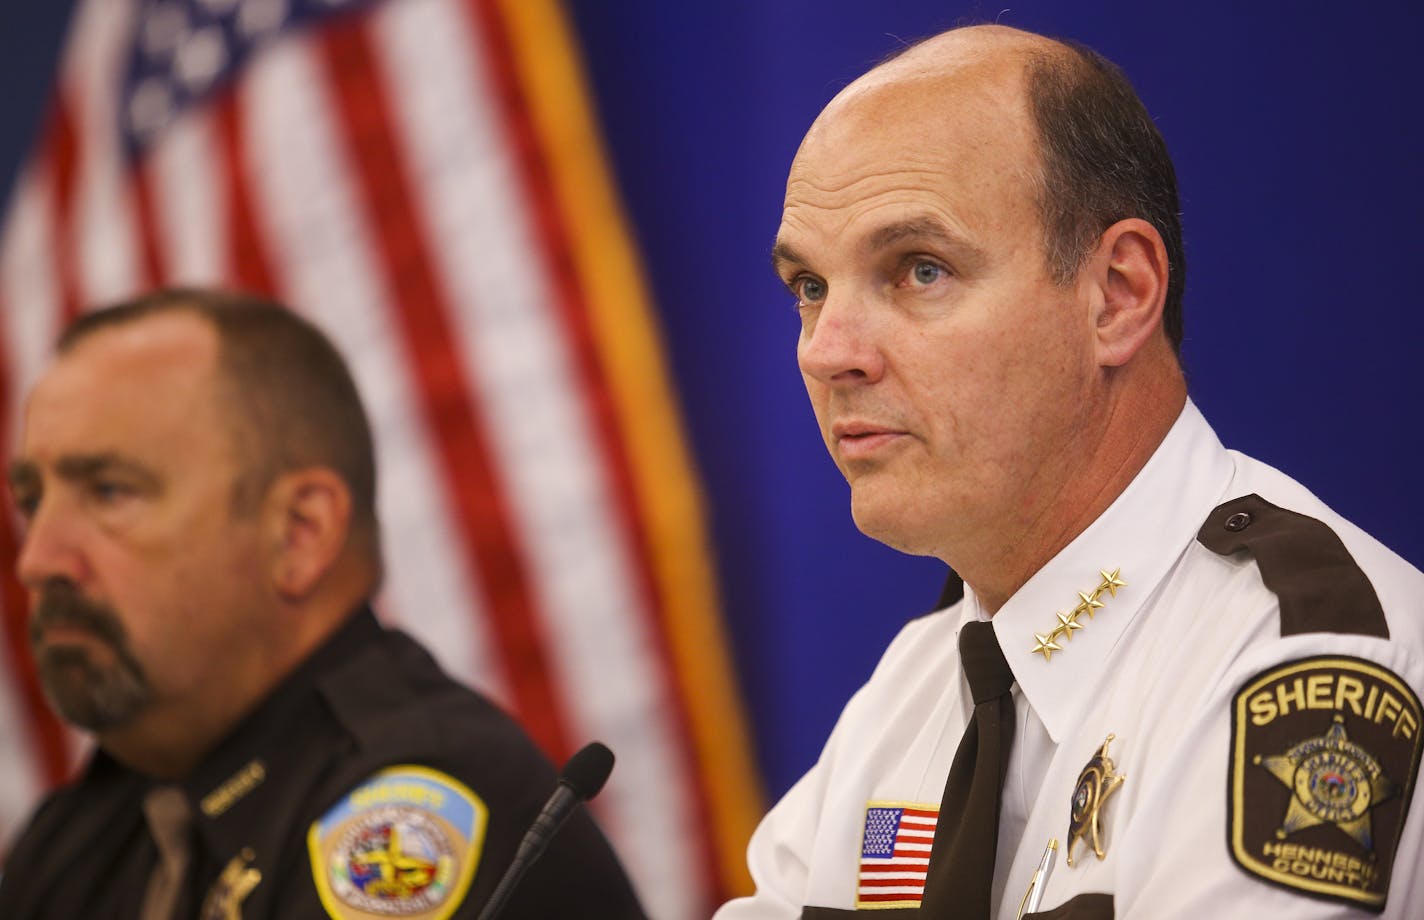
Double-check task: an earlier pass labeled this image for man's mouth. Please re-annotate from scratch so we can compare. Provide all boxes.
[29,584,128,652]
[34,621,109,649]
[832,422,908,460]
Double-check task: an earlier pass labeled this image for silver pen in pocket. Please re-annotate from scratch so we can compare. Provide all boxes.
[1016,838,1058,919]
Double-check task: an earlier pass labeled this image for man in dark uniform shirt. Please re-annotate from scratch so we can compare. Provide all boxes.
[0,288,646,919]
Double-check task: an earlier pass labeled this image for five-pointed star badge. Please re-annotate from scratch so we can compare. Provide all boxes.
[1255,716,1396,849]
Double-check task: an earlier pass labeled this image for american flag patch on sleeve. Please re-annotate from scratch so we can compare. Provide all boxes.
[855,802,939,908]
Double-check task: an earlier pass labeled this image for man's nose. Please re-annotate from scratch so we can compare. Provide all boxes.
[796,289,885,386]
[15,499,90,591]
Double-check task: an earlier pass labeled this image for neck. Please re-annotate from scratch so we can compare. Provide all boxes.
[98,593,363,779]
[958,362,1187,615]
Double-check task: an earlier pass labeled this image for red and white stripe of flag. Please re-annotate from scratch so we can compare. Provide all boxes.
[0,0,760,915]
[858,806,938,906]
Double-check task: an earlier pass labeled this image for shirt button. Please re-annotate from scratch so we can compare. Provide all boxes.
[1225,511,1253,532]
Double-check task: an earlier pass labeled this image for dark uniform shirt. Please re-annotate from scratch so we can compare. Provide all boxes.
[0,607,647,919]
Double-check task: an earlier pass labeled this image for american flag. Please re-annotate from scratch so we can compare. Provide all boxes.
[0,0,762,916]
[857,804,939,908]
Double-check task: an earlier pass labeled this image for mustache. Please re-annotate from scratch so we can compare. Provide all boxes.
[29,582,129,650]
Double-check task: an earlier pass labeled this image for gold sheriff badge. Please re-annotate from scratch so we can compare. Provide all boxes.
[1066,734,1125,865]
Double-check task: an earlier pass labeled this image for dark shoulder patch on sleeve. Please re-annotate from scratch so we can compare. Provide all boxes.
[1197,493,1387,638]
[1228,656,1422,912]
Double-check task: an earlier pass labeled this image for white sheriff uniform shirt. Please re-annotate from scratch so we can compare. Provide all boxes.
[717,401,1424,919]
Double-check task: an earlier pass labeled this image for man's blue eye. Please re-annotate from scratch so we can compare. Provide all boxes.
[799,278,827,303]
[912,262,943,285]
[92,481,131,502]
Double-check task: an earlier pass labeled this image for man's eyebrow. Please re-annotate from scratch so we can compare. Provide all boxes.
[51,453,162,489]
[6,454,161,491]
[9,452,161,498]
[866,217,968,253]
[770,240,807,274]
[771,217,981,276]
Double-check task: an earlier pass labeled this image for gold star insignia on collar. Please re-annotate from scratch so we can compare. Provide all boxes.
[1066,734,1126,865]
[1031,632,1064,661]
[1029,568,1127,661]
[1072,591,1105,618]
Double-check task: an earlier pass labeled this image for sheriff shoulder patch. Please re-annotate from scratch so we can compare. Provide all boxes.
[307,766,487,920]
[1229,656,1422,911]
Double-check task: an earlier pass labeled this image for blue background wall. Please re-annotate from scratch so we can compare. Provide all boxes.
[4,1,1421,803]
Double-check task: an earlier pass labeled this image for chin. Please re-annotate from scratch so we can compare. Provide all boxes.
[849,489,940,558]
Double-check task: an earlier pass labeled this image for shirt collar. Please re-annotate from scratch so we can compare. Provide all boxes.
[180,606,383,851]
[982,399,1235,743]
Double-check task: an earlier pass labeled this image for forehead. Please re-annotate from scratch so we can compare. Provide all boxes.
[21,312,229,460]
[777,50,1043,262]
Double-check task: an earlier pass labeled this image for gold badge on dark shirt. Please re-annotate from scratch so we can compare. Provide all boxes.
[1065,734,1125,865]
[1229,656,1422,910]
[201,848,262,920]
[200,760,267,819]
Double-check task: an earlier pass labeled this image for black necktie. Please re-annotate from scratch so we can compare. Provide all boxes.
[920,620,1017,918]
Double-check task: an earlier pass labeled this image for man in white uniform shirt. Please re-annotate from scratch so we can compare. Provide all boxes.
[716,23,1423,920]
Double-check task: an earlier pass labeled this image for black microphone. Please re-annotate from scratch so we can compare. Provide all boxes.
[476,742,615,920]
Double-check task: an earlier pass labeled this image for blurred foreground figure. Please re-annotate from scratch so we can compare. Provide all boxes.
[0,288,646,919]
[717,24,1424,920]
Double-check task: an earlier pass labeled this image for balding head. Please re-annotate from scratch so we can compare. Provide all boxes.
[776,23,1186,608]
[846,23,1059,90]
[796,24,1185,352]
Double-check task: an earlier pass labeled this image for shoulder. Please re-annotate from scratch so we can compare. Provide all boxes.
[0,756,142,918]
[317,625,554,771]
[1180,458,1424,913]
[874,600,964,680]
[1190,453,1422,654]
[302,625,645,919]
[309,619,563,838]
[0,783,84,883]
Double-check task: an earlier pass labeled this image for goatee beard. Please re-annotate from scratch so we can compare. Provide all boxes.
[29,582,151,731]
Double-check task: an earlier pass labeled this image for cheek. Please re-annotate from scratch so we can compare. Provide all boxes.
[907,314,1086,452]
[801,374,831,425]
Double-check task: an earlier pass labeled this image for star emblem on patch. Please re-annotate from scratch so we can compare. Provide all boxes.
[1229,656,1423,911]
[1255,715,1395,849]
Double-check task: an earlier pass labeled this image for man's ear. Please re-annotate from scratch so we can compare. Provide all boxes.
[1087,218,1170,368]
[262,467,352,601]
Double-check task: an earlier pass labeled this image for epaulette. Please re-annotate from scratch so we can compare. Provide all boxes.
[1202,494,1418,911]
[1196,493,1388,638]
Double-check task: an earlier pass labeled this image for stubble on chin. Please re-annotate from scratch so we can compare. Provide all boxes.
[29,584,152,731]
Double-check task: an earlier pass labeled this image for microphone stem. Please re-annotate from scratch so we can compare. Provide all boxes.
[477,785,578,920]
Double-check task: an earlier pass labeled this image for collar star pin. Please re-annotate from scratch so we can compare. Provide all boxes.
[1066,734,1126,865]
[1031,568,1126,662]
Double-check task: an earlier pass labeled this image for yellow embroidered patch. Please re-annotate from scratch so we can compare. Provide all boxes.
[307,766,487,920]
[1229,656,1422,910]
